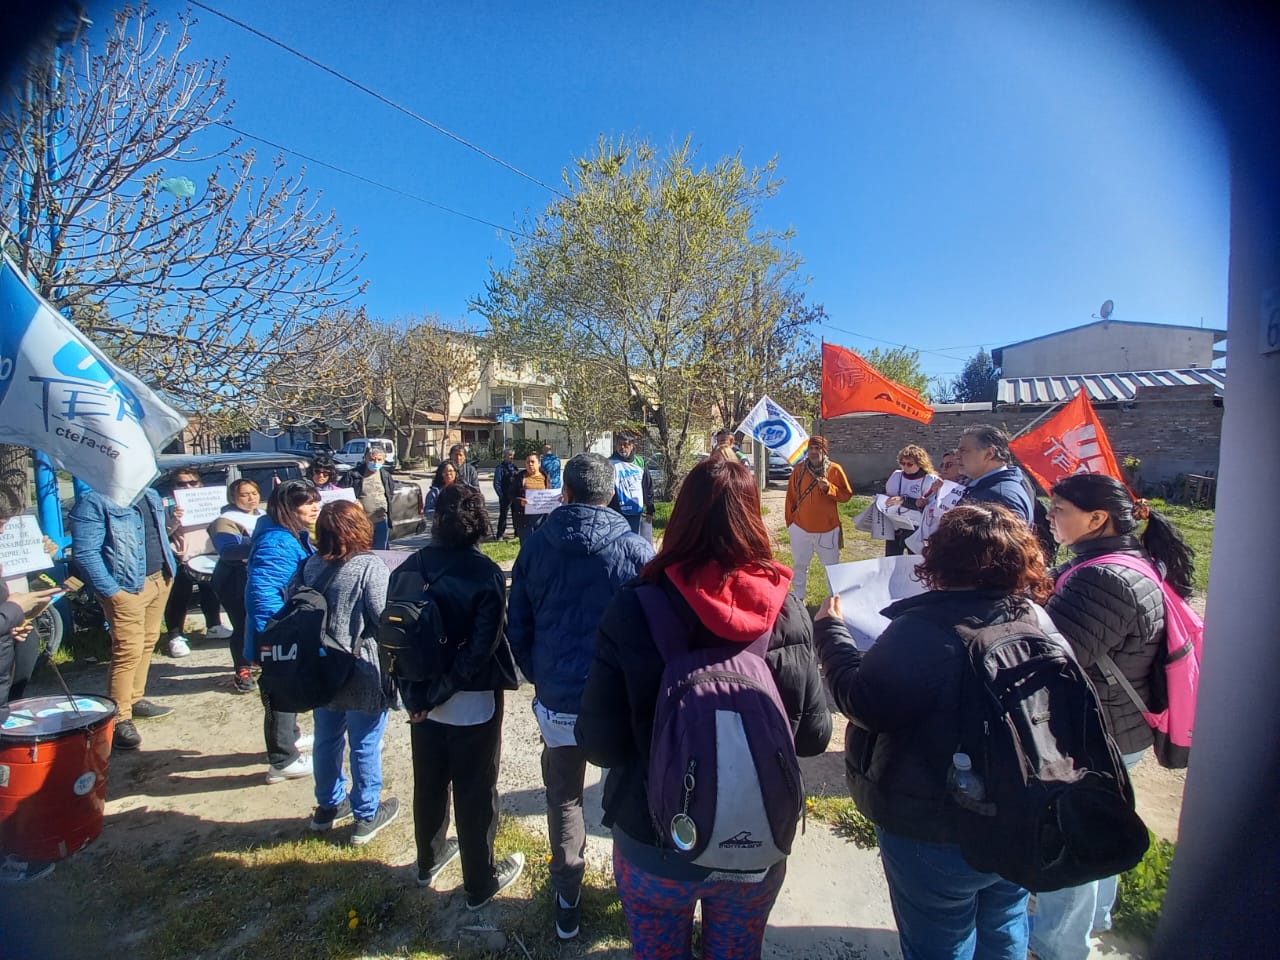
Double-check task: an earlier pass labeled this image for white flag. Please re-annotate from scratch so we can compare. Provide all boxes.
[0,252,187,506]
[736,394,809,467]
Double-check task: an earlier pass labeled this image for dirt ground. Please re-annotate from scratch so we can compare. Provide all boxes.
[10,480,1179,959]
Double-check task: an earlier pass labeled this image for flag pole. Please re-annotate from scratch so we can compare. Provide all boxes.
[1006,396,1071,442]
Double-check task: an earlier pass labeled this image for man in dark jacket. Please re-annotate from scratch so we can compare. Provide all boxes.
[957,424,1034,525]
[507,453,654,940]
[492,449,520,540]
[433,444,480,490]
[343,447,396,549]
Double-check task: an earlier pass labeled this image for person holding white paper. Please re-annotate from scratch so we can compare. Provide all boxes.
[162,469,228,657]
[882,445,938,557]
[209,480,265,695]
[510,453,551,543]
[784,435,854,602]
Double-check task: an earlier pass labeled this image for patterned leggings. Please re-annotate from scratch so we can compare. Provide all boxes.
[613,844,786,960]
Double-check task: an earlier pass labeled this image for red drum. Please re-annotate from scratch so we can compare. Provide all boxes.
[0,695,116,861]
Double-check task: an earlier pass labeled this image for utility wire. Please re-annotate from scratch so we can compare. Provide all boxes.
[820,322,980,362]
[219,121,528,239]
[189,0,567,199]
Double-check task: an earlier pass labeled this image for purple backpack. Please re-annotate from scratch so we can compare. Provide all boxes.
[637,584,803,872]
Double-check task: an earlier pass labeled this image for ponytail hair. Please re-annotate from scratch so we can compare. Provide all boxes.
[1051,473,1196,598]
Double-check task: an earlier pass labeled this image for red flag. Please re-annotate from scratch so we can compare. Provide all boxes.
[820,343,934,423]
[1009,388,1123,491]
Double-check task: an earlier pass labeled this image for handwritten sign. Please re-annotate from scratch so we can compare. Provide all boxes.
[524,488,562,516]
[319,487,357,505]
[172,485,229,528]
[0,515,54,577]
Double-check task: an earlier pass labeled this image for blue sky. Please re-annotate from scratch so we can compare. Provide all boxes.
[153,0,1228,381]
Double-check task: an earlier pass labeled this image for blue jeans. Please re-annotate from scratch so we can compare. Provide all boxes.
[877,827,1029,960]
[313,706,388,821]
[1028,749,1147,960]
[372,519,390,550]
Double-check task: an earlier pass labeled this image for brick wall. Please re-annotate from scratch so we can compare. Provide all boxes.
[822,397,1223,491]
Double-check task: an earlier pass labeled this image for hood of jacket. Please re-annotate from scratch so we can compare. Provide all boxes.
[539,503,637,556]
[666,560,793,644]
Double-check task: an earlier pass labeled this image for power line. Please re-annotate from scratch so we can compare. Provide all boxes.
[189,0,568,199]
[819,323,978,362]
[219,122,528,238]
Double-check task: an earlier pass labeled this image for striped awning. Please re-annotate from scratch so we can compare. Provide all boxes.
[998,368,1226,405]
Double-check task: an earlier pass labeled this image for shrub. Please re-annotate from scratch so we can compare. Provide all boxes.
[1113,831,1176,939]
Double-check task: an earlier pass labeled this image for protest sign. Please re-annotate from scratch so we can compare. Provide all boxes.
[372,550,412,573]
[826,555,927,649]
[0,515,54,577]
[219,510,261,535]
[524,488,562,516]
[905,479,968,552]
[319,487,357,505]
[172,485,228,528]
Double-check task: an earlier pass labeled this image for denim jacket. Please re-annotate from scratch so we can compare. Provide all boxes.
[69,489,177,598]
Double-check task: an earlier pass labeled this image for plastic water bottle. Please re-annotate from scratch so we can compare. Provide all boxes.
[948,752,986,803]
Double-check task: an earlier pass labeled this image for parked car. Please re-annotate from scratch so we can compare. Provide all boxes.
[153,452,423,541]
[768,451,794,481]
[334,437,398,469]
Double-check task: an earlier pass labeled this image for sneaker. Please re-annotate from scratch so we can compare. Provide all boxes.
[204,624,232,639]
[555,889,581,940]
[296,733,314,752]
[310,798,354,831]
[417,838,461,887]
[0,857,55,885]
[233,668,256,694]
[466,852,526,911]
[168,636,191,658]
[112,719,142,751]
[131,699,173,720]
[351,797,400,846]
[265,754,313,784]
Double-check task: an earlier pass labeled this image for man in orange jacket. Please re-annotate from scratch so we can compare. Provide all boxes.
[784,435,854,602]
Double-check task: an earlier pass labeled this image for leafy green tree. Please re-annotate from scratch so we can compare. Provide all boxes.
[475,135,811,496]
[859,346,931,399]
[943,348,1000,403]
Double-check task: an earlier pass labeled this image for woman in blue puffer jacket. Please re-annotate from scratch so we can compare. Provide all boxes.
[245,479,322,784]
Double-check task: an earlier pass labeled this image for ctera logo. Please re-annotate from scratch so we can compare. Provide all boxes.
[259,643,298,662]
[718,831,763,849]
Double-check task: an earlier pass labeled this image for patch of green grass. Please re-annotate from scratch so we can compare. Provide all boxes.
[1147,499,1213,595]
[805,794,879,849]
[478,538,521,563]
[1114,831,1176,940]
[653,500,673,534]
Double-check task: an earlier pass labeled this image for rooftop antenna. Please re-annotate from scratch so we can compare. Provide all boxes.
[1092,299,1115,322]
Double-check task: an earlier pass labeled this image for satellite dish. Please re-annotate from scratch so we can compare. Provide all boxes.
[1099,299,1114,320]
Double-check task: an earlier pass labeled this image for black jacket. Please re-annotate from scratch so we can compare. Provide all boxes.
[815,588,1029,845]
[576,574,831,846]
[343,462,395,503]
[1047,534,1165,754]
[507,469,552,533]
[390,543,519,713]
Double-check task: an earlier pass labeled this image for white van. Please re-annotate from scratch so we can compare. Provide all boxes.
[335,437,398,469]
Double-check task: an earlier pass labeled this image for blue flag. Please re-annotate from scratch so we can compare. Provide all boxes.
[0,253,187,505]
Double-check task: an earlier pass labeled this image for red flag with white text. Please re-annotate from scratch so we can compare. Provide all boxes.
[1009,388,1123,492]
[820,342,933,423]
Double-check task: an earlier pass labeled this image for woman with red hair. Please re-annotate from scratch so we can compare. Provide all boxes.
[577,458,831,959]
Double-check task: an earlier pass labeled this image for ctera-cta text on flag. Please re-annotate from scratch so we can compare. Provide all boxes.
[0,252,187,506]
[1009,387,1123,492]
[821,342,934,424]
[736,394,809,465]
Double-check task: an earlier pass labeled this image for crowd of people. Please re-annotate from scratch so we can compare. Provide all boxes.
[0,424,1194,960]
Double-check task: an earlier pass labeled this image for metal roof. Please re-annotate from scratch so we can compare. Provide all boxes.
[992,319,1228,365]
[997,368,1226,405]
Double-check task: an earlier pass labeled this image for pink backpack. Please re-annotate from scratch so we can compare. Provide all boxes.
[1056,553,1202,769]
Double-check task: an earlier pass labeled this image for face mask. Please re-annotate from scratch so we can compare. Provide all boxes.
[367,460,383,471]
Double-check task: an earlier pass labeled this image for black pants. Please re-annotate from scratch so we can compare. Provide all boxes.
[164,564,223,637]
[259,688,301,768]
[411,692,504,900]
[221,580,249,671]
[495,496,511,539]
[885,530,911,557]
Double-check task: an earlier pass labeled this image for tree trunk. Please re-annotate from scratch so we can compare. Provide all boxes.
[0,445,31,507]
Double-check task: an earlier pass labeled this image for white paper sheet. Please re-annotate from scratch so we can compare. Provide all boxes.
[524,488,562,516]
[0,515,53,576]
[825,555,927,649]
[172,485,229,527]
[319,487,357,504]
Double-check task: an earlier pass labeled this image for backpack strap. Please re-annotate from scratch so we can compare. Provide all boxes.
[636,582,691,663]
[1097,651,1152,714]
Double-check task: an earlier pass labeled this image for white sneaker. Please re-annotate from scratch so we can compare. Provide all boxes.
[296,733,314,752]
[168,636,191,658]
[265,754,313,784]
[204,625,232,640]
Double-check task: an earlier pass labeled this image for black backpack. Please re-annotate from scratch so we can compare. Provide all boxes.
[256,559,357,712]
[377,552,455,683]
[934,605,1150,892]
